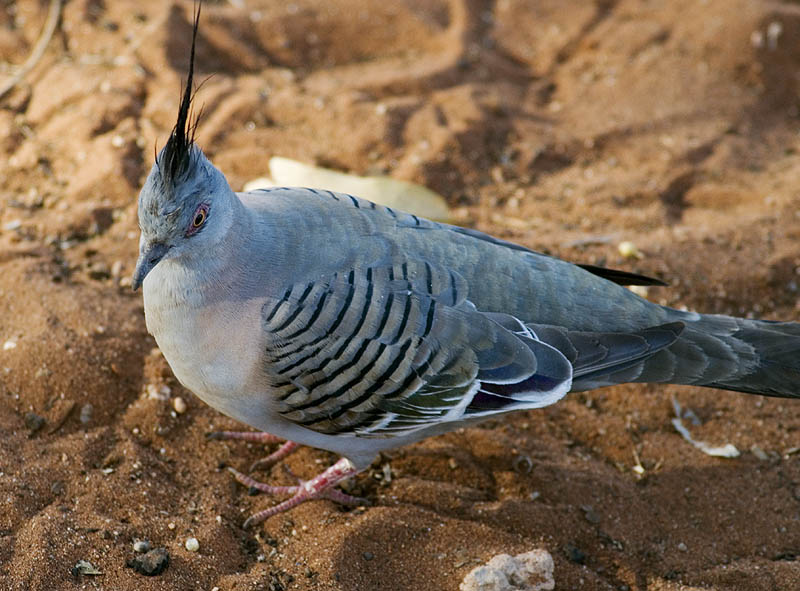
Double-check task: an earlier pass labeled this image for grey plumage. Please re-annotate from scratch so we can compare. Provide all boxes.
[136,176,800,468]
[133,7,800,520]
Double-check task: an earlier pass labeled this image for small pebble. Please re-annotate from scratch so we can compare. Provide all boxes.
[185,537,200,552]
[363,551,374,561]
[566,544,586,564]
[581,505,601,524]
[512,454,533,474]
[146,383,171,401]
[767,21,783,50]
[3,340,17,350]
[677,542,688,552]
[71,560,102,576]
[34,366,52,378]
[127,547,170,576]
[618,241,643,259]
[133,540,151,553]
[111,260,124,278]
[79,403,93,425]
[24,411,46,433]
[172,396,187,414]
[750,444,769,461]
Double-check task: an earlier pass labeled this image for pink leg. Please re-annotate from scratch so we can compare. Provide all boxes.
[249,440,300,472]
[207,430,284,444]
[208,430,300,471]
[228,457,364,528]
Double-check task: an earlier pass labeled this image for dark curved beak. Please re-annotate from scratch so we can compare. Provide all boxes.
[132,242,170,291]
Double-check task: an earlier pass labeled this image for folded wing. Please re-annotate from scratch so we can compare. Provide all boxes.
[261,259,683,437]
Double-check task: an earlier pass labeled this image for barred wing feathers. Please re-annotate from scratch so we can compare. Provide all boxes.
[261,260,571,437]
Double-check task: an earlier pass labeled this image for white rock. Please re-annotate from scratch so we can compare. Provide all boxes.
[133,539,151,553]
[172,396,187,414]
[460,549,554,591]
[461,566,509,591]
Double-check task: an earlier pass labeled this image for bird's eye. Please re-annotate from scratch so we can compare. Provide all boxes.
[187,203,209,236]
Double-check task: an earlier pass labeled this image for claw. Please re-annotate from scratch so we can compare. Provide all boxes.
[229,458,365,527]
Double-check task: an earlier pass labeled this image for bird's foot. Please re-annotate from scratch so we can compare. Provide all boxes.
[228,457,364,527]
[207,430,300,471]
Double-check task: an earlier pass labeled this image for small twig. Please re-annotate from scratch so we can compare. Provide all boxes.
[631,446,645,475]
[0,0,63,101]
[671,395,740,458]
[47,399,75,434]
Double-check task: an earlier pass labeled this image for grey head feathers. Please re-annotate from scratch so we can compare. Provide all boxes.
[133,3,232,290]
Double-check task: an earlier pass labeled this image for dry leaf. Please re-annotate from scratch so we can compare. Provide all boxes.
[243,157,451,221]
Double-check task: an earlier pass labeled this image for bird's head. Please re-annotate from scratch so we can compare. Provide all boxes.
[133,3,233,291]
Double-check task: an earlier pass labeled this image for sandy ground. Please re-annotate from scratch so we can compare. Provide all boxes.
[1,1,800,589]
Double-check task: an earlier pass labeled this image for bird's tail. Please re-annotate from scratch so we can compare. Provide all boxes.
[601,312,800,398]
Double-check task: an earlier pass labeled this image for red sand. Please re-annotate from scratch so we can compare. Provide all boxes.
[1,1,799,589]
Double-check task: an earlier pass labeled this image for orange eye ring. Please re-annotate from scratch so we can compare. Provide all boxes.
[186,204,209,236]
[192,209,206,227]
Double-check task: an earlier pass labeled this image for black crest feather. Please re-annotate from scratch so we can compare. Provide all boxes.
[159,2,202,188]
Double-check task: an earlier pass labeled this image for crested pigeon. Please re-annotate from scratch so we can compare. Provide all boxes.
[133,6,800,527]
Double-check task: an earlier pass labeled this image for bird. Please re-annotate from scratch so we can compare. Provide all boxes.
[133,6,800,527]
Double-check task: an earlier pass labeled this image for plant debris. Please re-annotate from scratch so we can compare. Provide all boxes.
[671,397,740,458]
[244,157,451,221]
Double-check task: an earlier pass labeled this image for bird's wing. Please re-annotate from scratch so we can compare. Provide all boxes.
[261,259,572,437]
[260,258,685,438]
[523,322,684,391]
[448,225,667,286]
